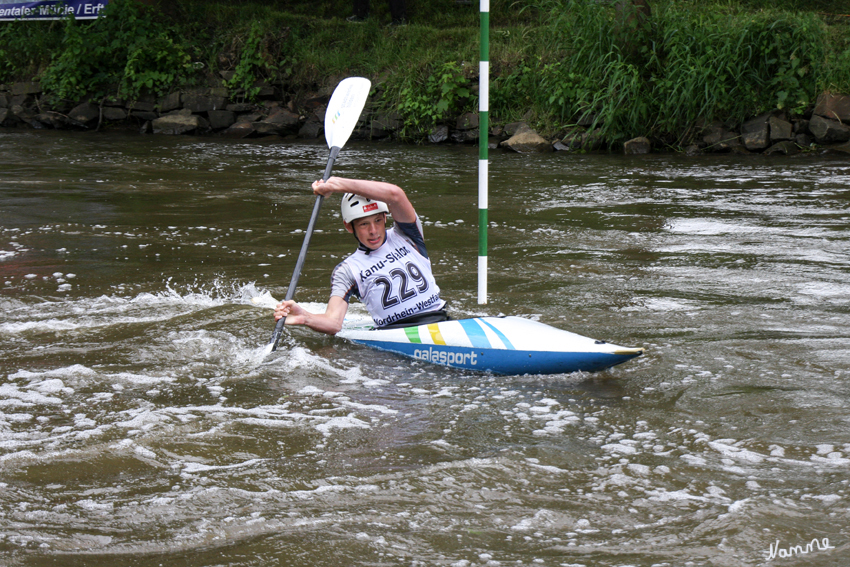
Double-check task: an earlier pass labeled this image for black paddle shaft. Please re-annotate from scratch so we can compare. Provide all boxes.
[267,146,341,351]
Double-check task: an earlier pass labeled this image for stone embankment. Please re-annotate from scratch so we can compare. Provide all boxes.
[1,80,849,156]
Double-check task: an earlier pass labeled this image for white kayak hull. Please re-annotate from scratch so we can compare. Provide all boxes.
[337,316,643,375]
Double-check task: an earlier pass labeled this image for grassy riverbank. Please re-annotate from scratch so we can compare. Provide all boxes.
[1,0,849,148]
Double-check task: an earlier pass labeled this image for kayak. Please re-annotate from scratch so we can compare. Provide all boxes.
[336,315,644,375]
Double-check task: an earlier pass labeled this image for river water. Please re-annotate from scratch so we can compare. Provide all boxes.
[1,129,848,566]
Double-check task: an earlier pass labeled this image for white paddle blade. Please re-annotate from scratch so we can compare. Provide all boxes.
[324,77,371,149]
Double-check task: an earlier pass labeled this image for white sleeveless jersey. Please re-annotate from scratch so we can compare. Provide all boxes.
[335,223,445,327]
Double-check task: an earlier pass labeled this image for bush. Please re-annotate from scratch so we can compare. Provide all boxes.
[492,0,834,147]
[391,61,474,138]
[0,0,847,149]
[39,0,191,100]
[0,19,64,83]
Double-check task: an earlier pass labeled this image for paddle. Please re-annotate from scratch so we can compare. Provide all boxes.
[265,76,371,354]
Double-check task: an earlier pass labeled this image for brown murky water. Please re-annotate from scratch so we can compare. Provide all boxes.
[1,129,849,566]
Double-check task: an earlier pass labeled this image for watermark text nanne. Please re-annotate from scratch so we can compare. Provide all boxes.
[767,537,834,560]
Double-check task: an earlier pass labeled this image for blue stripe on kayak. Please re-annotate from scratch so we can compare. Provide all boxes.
[477,318,515,350]
[459,319,491,349]
[346,339,640,375]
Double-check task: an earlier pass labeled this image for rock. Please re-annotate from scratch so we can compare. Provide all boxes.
[10,82,41,96]
[741,129,769,151]
[451,128,478,143]
[131,110,159,121]
[152,113,208,135]
[808,114,850,143]
[302,95,329,112]
[0,108,8,125]
[0,93,8,108]
[102,107,127,121]
[428,125,449,144]
[183,94,227,114]
[769,115,793,142]
[164,108,193,117]
[370,113,401,139]
[103,96,125,107]
[183,93,228,113]
[33,111,72,129]
[252,81,276,99]
[68,102,100,126]
[220,121,255,139]
[251,107,300,136]
[623,136,651,155]
[456,112,478,131]
[250,122,280,136]
[298,118,322,139]
[503,121,532,137]
[555,128,603,151]
[10,98,36,115]
[741,114,770,150]
[558,128,585,151]
[764,141,800,156]
[10,104,34,124]
[207,109,235,130]
[226,103,256,113]
[813,92,850,122]
[158,92,181,113]
[828,141,850,154]
[684,144,702,156]
[128,100,157,113]
[795,133,812,147]
[741,113,769,131]
[236,113,262,124]
[703,123,740,151]
[501,127,552,153]
[10,94,32,107]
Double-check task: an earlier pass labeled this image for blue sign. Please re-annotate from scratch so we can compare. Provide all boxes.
[0,1,108,21]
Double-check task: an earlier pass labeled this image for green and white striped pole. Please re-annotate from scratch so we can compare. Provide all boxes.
[478,0,489,305]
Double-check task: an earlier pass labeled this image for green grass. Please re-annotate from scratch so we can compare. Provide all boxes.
[1,0,848,148]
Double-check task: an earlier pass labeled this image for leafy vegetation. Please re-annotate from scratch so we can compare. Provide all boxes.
[35,0,191,100]
[0,0,848,148]
[503,0,836,147]
[391,61,474,136]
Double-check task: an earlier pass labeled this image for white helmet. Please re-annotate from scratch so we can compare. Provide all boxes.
[341,193,389,223]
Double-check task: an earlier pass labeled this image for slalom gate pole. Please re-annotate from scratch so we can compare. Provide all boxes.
[478,0,490,305]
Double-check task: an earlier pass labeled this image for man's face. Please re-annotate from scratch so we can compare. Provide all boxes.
[346,213,387,250]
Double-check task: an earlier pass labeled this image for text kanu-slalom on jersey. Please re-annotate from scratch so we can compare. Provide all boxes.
[331,218,445,327]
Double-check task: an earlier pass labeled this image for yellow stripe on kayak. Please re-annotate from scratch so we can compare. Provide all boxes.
[427,323,446,345]
[614,348,645,355]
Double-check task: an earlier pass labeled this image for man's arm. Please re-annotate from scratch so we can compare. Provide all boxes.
[312,177,417,223]
[274,296,349,336]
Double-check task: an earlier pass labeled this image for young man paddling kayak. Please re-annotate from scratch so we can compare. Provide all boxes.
[274,177,449,335]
